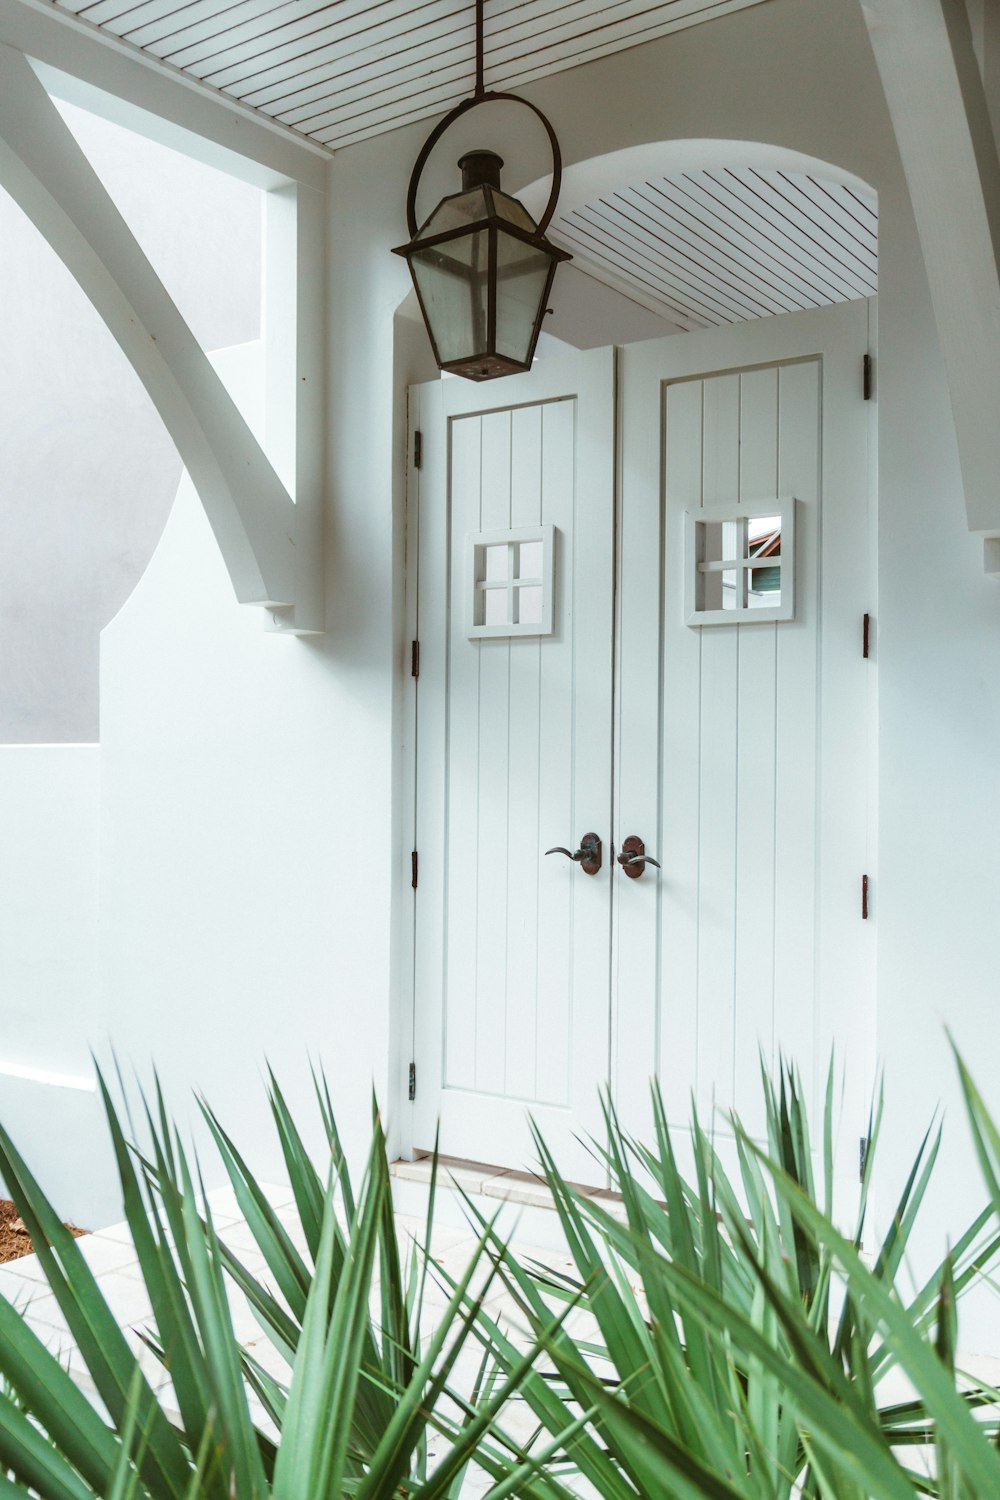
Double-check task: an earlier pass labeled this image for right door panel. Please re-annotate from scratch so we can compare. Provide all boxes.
[613,300,875,1183]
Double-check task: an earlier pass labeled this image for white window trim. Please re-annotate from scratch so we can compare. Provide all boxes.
[685,497,796,627]
[466,524,555,639]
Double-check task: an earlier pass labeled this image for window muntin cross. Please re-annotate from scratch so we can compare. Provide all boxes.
[685,499,796,626]
[467,525,555,637]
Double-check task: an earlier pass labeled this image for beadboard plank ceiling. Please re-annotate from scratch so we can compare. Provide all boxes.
[552,167,878,327]
[50,0,771,150]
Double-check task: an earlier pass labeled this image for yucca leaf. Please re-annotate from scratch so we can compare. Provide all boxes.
[451,1244,636,1499]
[539,1357,751,1500]
[216,1244,299,1364]
[310,1063,356,1223]
[953,1044,1000,1219]
[196,1100,313,1321]
[0,1111,191,1500]
[0,1292,126,1496]
[0,1391,102,1500]
[740,1128,1000,1497]
[100,1074,220,1461]
[640,1249,916,1498]
[265,1068,326,1263]
[272,1138,387,1500]
[176,1152,268,1499]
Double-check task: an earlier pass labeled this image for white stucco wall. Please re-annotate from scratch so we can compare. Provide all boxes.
[3,0,999,1360]
[0,746,105,1224]
[0,103,265,1221]
[0,746,99,1083]
[92,336,389,1207]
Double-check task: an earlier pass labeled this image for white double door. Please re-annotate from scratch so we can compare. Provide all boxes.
[407,299,875,1187]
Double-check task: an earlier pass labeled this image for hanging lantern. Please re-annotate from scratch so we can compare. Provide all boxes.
[393,0,571,381]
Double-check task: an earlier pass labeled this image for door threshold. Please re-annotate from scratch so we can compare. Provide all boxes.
[390,1154,626,1251]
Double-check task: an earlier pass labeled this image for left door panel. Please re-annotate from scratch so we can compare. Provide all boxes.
[410,346,615,1183]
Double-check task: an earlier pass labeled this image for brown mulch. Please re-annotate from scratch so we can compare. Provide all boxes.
[0,1198,86,1264]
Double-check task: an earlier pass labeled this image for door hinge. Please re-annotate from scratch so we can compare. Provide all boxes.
[411,850,418,889]
[862,873,869,920]
[859,1134,870,1182]
[408,1062,416,1102]
[863,612,871,659]
[863,354,874,401]
[411,639,420,678]
[413,429,423,469]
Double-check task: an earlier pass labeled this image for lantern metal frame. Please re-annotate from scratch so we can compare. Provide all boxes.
[392,0,571,380]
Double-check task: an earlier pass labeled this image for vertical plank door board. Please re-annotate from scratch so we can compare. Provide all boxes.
[504,405,544,1102]
[733,364,779,1137]
[696,372,742,1117]
[473,411,514,1095]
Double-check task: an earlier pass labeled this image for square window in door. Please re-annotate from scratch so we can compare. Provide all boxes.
[467,524,555,638]
[685,499,795,626]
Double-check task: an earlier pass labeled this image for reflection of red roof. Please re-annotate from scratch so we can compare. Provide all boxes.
[750,528,781,559]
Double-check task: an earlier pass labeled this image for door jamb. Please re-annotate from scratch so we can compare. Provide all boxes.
[397,381,423,1162]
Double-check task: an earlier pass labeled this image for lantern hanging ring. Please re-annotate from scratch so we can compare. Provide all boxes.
[393,0,570,381]
[404,0,563,239]
[405,94,563,240]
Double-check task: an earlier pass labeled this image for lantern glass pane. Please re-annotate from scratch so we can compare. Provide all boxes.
[490,189,538,231]
[420,188,490,236]
[419,186,537,236]
[494,230,553,364]
[411,229,489,364]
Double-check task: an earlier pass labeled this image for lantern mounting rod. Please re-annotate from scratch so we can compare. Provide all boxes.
[475,0,485,98]
[404,0,563,239]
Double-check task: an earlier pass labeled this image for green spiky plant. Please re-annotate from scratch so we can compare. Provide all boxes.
[2,1054,1000,1498]
[0,1068,581,1500]
[453,1063,1000,1499]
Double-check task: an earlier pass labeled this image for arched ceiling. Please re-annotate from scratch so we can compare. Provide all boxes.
[551,166,878,328]
[46,0,771,150]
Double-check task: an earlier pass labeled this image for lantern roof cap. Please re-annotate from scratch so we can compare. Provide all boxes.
[458,149,504,191]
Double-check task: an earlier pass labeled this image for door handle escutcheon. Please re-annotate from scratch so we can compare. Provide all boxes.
[617,836,660,878]
[545,833,602,876]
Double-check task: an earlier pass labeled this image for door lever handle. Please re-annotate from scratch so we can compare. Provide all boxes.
[617,836,660,879]
[545,833,602,876]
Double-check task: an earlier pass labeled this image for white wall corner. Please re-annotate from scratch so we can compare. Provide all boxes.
[983,536,1000,576]
[0,43,324,634]
[861,0,1000,538]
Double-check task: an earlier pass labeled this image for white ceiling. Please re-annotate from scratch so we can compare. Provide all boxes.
[551,166,878,328]
[50,0,770,151]
[44,0,877,335]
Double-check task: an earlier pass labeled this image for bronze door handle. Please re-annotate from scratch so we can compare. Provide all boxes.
[617,836,660,878]
[544,833,602,875]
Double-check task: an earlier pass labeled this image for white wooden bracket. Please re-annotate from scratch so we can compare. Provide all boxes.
[860,0,1000,577]
[0,43,324,633]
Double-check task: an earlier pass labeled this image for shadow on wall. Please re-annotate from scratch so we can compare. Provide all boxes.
[0,99,263,744]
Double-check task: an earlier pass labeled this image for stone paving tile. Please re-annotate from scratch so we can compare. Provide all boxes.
[205,1183,296,1219]
[0,1262,43,1306]
[24,1270,154,1341]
